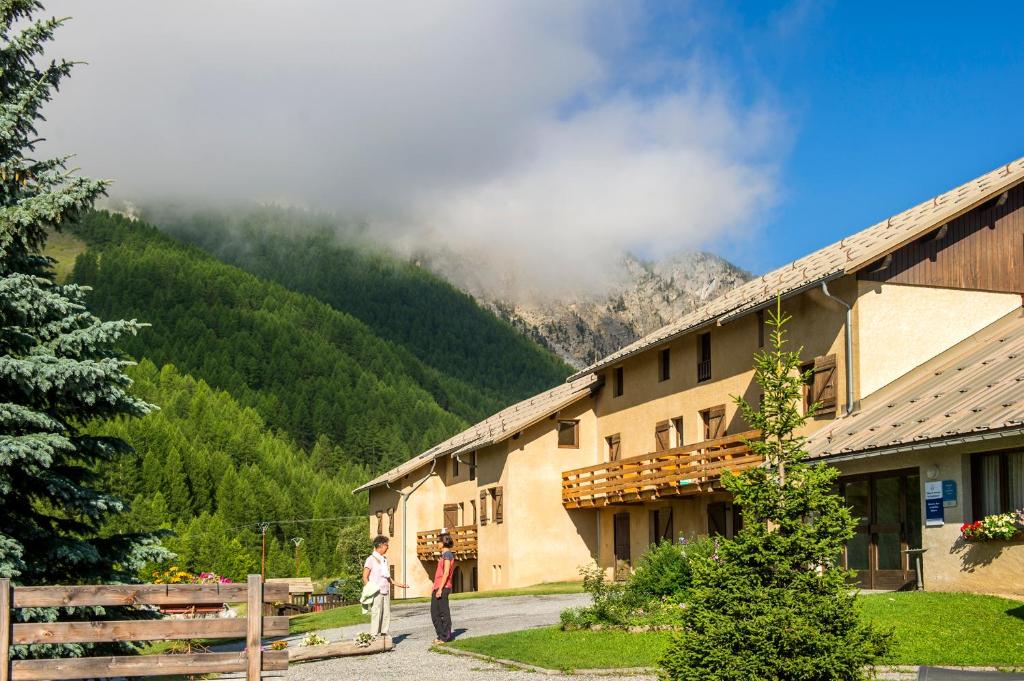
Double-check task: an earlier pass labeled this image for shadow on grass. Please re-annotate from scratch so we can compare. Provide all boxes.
[1007,603,1024,623]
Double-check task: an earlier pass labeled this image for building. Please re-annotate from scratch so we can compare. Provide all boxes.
[356,157,1024,599]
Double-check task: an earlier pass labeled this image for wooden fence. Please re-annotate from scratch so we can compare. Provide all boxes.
[0,574,289,681]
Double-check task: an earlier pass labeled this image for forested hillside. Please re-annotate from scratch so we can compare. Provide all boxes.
[71,211,480,470]
[153,207,572,400]
[99,361,368,580]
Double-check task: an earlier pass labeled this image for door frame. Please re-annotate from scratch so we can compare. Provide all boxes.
[839,467,920,590]
[612,512,631,580]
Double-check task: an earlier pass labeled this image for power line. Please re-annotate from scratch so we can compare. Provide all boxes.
[227,515,365,532]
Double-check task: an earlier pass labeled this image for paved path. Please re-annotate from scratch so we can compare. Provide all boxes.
[282,593,656,681]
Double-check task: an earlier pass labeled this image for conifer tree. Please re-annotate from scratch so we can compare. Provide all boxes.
[0,0,164,591]
[660,300,890,681]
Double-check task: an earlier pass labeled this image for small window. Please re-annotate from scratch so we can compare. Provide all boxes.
[658,348,671,382]
[606,433,621,461]
[470,499,477,525]
[452,455,459,478]
[387,508,395,537]
[671,417,684,448]
[757,310,765,348]
[557,419,580,448]
[655,420,670,452]
[470,451,477,481]
[697,333,712,382]
[613,367,624,397]
[972,451,1024,518]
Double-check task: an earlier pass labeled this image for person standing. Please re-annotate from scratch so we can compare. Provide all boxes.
[431,531,456,644]
[362,535,408,639]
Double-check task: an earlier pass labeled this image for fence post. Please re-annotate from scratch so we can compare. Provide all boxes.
[0,578,10,681]
[246,574,263,681]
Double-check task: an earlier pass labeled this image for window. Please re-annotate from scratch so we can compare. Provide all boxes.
[444,503,459,529]
[697,332,712,382]
[557,419,580,448]
[375,510,383,536]
[613,366,624,397]
[671,417,684,448]
[655,420,671,452]
[658,347,671,382]
[757,310,765,348]
[802,355,837,415]
[479,489,488,525]
[701,405,726,440]
[606,433,621,461]
[470,499,477,525]
[470,451,477,481]
[972,451,1024,518]
[452,455,459,478]
[649,507,674,544]
[387,508,395,537]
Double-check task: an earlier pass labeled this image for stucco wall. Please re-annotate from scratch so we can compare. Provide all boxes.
[506,397,600,587]
[854,281,1020,398]
[592,278,853,463]
[833,436,1024,598]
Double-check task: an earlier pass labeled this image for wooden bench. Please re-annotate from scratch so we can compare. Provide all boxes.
[265,578,314,615]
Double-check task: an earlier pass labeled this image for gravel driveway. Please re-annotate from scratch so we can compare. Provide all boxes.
[281,593,656,680]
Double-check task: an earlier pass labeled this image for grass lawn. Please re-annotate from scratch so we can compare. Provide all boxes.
[449,592,1024,671]
[449,627,671,671]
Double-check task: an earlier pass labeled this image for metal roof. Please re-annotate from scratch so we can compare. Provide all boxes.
[806,309,1024,459]
[568,157,1024,381]
[353,374,598,492]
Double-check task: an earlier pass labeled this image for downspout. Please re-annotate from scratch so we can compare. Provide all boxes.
[386,458,437,598]
[820,282,854,416]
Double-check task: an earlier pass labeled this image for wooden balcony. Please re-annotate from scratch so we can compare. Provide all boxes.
[562,430,763,508]
[416,525,478,561]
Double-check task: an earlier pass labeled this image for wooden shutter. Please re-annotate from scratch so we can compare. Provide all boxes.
[659,507,674,542]
[493,487,504,524]
[375,510,383,536]
[387,507,395,537]
[655,421,670,452]
[706,405,726,439]
[443,503,459,529]
[707,502,727,536]
[812,354,838,413]
[479,489,488,525]
[608,434,621,461]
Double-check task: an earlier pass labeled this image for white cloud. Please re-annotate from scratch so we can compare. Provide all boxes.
[40,0,782,293]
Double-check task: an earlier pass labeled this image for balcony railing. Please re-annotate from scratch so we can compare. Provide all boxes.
[416,525,478,561]
[561,430,762,508]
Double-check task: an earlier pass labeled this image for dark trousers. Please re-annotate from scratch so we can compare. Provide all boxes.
[430,587,452,640]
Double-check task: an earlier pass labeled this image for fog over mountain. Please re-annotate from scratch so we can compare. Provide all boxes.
[41,1,785,295]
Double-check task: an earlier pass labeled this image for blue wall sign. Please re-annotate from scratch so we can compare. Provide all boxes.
[942,479,958,508]
[925,481,944,526]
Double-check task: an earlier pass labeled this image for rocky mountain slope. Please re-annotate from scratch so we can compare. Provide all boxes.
[426,251,752,369]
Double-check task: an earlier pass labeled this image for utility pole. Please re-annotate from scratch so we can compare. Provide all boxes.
[290,537,303,576]
[258,522,271,580]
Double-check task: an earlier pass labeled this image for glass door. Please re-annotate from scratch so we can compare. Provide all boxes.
[840,470,921,590]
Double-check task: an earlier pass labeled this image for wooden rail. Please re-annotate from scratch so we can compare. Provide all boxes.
[416,525,478,560]
[561,430,763,508]
[0,575,288,681]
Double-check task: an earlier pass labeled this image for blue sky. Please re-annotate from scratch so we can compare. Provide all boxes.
[637,1,1024,272]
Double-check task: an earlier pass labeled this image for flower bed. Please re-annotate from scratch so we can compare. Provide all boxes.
[961,509,1024,542]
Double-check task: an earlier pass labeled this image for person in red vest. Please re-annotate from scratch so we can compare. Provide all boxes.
[431,530,456,644]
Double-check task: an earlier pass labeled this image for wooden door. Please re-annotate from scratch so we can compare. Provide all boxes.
[613,512,631,580]
[841,471,921,590]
